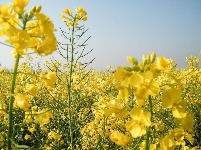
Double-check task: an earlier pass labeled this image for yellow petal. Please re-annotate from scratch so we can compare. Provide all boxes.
[172,100,187,118]
[162,88,181,108]
[156,56,169,70]
[109,131,130,146]
[117,87,129,102]
[126,120,146,138]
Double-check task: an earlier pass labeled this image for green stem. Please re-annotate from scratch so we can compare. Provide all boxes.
[8,54,20,150]
[67,19,75,150]
[144,95,153,150]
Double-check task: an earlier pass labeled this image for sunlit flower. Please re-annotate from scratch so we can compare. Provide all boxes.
[24,134,31,140]
[12,0,29,14]
[162,88,187,118]
[63,8,72,15]
[26,84,38,96]
[156,56,169,70]
[40,72,56,89]
[34,108,52,127]
[126,106,151,138]
[48,131,62,140]
[15,93,30,112]
[160,134,176,150]
[130,71,160,100]
[109,131,130,147]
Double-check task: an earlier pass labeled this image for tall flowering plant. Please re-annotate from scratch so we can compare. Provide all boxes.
[0,0,57,149]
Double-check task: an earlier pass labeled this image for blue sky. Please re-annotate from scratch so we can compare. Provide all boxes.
[0,0,201,70]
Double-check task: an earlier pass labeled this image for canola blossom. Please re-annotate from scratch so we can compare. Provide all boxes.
[0,1,201,150]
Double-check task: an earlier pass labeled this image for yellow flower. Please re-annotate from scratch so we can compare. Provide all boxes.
[26,84,38,96]
[15,94,30,112]
[40,72,56,89]
[103,99,128,117]
[160,134,176,150]
[48,131,62,140]
[126,106,151,138]
[76,6,87,15]
[109,131,130,147]
[28,124,36,133]
[175,115,194,131]
[12,0,29,14]
[162,88,187,118]
[63,8,72,15]
[27,13,57,55]
[156,56,169,70]
[117,87,129,102]
[130,71,159,100]
[34,108,52,127]
[6,29,30,55]
[24,134,31,140]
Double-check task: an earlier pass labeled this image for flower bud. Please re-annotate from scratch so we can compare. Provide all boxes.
[30,6,36,13]
[142,55,147,65]
[36,5,42,12]
[150,52,156,63]
[126,56,138,65]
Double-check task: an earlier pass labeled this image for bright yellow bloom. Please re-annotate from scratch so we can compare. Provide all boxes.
[130,71,159,100]
[126,106,151,138]
[24,134,31,140]
[15,94,30,112]
[156,56,169,70]
[114,66,132,87]
[117,87,129,102]
[48,131,62,140]
[40,72,56,89]
[76,6,87,15]
[63,8,72,15]
[0,4,18,27]
[12,0,29,14]
[34,108,52,127]
[162,88,187,118]
[103,99,128,117]
[6,29,30,55]
[175,115,194,131]
[160,134,176,150]
[109,131,130,147]
[28,124,36,133]
[26,84,38,96]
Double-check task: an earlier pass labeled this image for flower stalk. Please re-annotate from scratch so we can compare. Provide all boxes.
[8,54,20,149]
[67,17,76,150]
[144,95,153,150]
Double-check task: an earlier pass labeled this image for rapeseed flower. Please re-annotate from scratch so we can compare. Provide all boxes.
[156,56,169,70]
[109,131,130,147]
[126,106,151,138]
[26,84,38,96]
[40,72,56,89]
[14,93,30,112]
[130,71,159,101]
[34,108,52,127]
[13,0,29,14]
[162,88,187,118]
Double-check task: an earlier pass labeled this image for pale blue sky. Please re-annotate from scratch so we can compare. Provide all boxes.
[0,0,201,70]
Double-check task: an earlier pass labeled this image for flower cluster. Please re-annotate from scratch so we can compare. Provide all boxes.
[61,6,87,28]
[0,0,57,57]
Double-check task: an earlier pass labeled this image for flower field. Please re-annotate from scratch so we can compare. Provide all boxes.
[0,0,201,150]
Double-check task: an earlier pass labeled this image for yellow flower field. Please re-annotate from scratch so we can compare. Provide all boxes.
[0,0,201,149]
